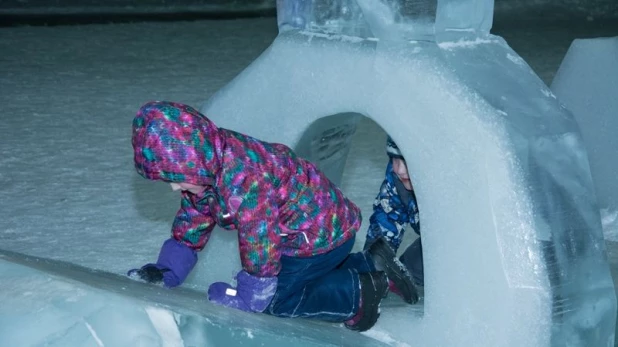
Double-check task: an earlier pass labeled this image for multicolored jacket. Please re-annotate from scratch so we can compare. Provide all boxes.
[365,161,420,252]
[132,101,361,277]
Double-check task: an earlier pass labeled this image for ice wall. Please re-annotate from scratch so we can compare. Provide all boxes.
[551,37,618,213]
[276,0,493,40]
[201,4,616,345]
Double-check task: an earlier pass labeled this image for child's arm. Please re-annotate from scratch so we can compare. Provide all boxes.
[365,179,406,252]
[171,193,217,250]
[128,194,216,287]
[235,181,283,278]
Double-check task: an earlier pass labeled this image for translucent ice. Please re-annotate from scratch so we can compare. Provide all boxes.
[276,0,493,40]
[0,250,386,347]
[202,3,616,345]
[551,37,618,214]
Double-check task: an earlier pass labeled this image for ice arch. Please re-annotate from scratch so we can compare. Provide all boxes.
[201,1,616,346]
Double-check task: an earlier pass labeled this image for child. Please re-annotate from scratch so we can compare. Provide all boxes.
[128,101,416,331]
[364,136,423,296]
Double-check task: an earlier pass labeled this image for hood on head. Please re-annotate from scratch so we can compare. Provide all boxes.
[132,101,223,186]
[386,136,404,160]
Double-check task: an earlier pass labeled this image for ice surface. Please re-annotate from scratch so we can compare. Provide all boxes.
[0,249,387,347]
[550,37,618,214]
[202,17,616,347]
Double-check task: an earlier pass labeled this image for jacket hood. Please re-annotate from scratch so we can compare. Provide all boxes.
[132,101,223,186]
[386,136,404,160]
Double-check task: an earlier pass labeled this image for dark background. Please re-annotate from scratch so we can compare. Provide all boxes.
[1,0,617,26]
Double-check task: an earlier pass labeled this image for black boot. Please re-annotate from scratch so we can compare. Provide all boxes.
[367,237,419,304]
[345,271,389,332]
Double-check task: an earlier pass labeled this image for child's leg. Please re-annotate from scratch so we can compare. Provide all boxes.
[337,250,376,273]
[266,238,361,322]
[399,237,424,286]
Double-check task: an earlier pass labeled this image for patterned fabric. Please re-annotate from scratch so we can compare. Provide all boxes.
[365,161,420,252]
[132,101,362,277]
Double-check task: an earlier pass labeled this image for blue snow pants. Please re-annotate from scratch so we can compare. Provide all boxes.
[265,236,376,322]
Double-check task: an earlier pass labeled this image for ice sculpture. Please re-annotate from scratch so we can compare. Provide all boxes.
[551,37,618,214]
[276,0,493,40]
[200,0,616,346]
[0,249,385,347]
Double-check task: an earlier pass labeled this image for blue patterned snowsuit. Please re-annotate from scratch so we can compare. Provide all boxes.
[364,161,424,286]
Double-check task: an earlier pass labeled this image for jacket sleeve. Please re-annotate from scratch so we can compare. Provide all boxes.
[236,179,282,278]
[409,191,421,236]
[171,193,216,251]
[365,178,407,252]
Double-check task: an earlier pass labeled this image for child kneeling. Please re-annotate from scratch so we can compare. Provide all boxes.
[129,101,416,331]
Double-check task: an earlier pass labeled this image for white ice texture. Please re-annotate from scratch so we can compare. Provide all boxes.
[199,1,616,346]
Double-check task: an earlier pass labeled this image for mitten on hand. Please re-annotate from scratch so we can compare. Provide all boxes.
[128,238,197,288]
[208,270,278,313]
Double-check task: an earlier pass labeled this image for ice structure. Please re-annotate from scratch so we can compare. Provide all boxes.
[551,37,618,219]
[0,249,385,347]
[200,0,617,346]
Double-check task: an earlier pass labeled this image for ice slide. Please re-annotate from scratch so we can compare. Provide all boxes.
[0,249,386,347]
[199,0,617,346]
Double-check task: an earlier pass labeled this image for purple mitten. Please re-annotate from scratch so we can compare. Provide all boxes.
[156,238,198,287]
[208,270,278,312]
[128,239,197,287]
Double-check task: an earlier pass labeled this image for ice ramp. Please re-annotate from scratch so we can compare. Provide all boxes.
[199,2,616,345]
[0,249,388,347]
